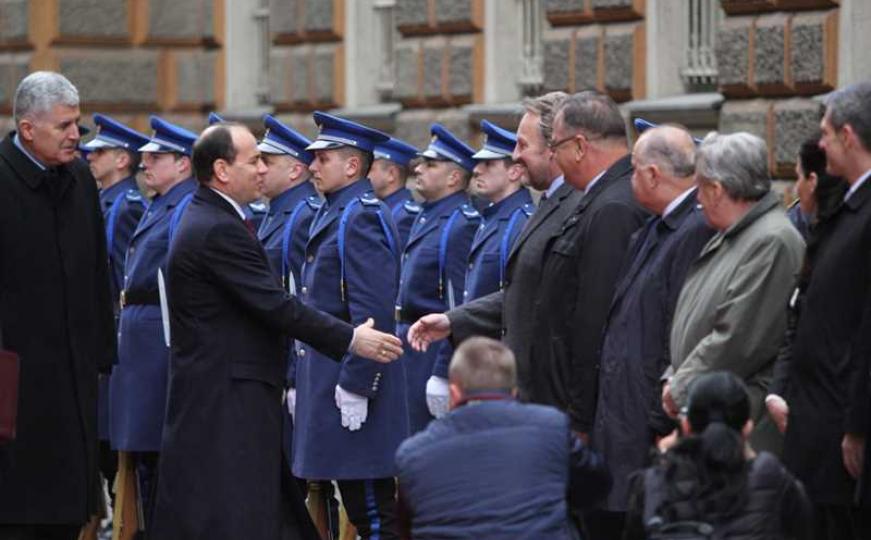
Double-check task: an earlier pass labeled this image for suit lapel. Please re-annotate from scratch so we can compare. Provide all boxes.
[508,182,573,262]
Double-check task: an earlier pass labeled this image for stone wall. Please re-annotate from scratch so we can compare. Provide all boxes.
[0,0,223,134]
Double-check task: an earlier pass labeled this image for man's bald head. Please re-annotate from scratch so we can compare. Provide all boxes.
[631,125,697,215]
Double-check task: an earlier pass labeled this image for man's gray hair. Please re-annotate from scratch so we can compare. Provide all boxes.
[555,90,627,142]
[448,337,516,392]
[522,91,568,144]
[696,132,770,201]
[13,71,80,125]
[636,126,696,178]
[825,81,871,152]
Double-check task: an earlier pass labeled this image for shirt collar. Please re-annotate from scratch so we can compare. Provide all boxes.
[544,174,564,199]
[663,187,697,219]
[584,169,606,195]
[210,187,248,220]
[13,132,47,171]
[844,168,871,203]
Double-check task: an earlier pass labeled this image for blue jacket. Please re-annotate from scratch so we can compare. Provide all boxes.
[396,397,611,540]
[396,190,480,433]
[110,177,196,451]
[383,186,420,251]
[292,178,409,480]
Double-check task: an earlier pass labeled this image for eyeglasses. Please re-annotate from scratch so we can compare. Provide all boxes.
[547,134,578,151]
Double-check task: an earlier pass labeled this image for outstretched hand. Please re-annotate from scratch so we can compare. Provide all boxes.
[407,313,452,352]
[352,318,403,363]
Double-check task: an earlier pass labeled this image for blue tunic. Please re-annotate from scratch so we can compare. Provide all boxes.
[395,190,480,433]
[292,178,409,480]
[98,176,145,441]
[383,186,420,251]
[110,178,196,451]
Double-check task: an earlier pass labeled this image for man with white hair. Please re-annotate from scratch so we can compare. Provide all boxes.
[0,72,115,538]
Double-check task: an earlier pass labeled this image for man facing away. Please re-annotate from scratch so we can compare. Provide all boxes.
[396,337,611,540]
[152,121,402,540]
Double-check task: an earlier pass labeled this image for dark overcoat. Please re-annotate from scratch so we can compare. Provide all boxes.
[0,133,115,524]
[447,179,583,400]
[592,192,713,511]
[152,186,352,540]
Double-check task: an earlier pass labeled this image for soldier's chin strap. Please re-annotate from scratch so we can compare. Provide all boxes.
[454,388,515,408]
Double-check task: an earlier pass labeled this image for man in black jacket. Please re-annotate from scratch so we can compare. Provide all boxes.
[0,72,116,539]
[151,122,402,540]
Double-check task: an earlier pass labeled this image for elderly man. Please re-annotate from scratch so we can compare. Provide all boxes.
[408,92,584,411]
[663,132,804,454]
[592,123,714,524]
[0,72,115,538]
[773,81,871,539]
[152,122,402,540]
[396,337,610,540]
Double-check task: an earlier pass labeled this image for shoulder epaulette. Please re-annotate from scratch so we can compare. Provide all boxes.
[359,192,382,207]
[249,201,268,213]
[403,199,422,214]
[305,195,323,210]
[125,189,145,205]
[460,203,480,220]
[520,202,535,216]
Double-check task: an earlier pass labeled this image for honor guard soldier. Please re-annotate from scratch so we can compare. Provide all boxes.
[82,113,149,508]
[396,124,480,433]
[292,112,408,539]
[370,136,421,250]
[427,120,536,398]
[208,112,269,229]
[109,116,197,532]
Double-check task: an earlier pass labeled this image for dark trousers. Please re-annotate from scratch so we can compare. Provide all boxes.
[98,439,117,507]
[813,504,871,540]
[135,451,159,535]
[584,509,626,540]
[337,478,398,540]
[0,524,79,540]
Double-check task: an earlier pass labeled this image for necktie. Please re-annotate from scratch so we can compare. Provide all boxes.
[244,218,256,236]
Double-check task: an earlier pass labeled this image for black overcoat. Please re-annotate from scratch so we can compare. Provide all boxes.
[152,186,353,540]
[0,134,115,524]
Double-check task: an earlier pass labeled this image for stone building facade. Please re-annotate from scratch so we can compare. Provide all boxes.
[1,0,870,181]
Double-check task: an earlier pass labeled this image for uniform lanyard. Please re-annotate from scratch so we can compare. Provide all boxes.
[438,209,463,299]
[279,200,309,293]
[337,199,398,302]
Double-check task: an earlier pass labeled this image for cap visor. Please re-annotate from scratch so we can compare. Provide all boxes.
[82,138,114,150]
[138,141,164,153]
[418,149,442,160]
[257,141,287,154]
[305,139,344,151]
[472,148,509,160]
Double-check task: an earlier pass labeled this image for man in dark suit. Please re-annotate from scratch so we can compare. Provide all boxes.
[592,122,714,529]
[151,122,402,540]
[407,91,583,407]
[0,72,115,539]
[776,80,871,540]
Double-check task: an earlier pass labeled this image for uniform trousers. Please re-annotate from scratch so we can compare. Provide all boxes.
[337,478,398,540]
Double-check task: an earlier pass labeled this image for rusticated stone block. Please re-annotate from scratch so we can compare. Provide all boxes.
[574,27,600,91]
[394,109,436,149]
[790,10,837,94]
[603,27,633,95]
[148,0,214,41]
[448,44,473,98]
[270,0,299,37]
[772,99,822,174]
[60,50,158,106]
[305,0,334,34]
[58,0,128,39]
[422,46,443,99]
[718,100,771,141]
[396,0,430,32]
[543,38,570,92]
[0,0,28,44]
[753,14,788,93]
[395,46,420,101]
[175,50,216,106]
[716,16,754,96]
[312,47,335,103]
[0,55,29,105]
[434,109,471,143]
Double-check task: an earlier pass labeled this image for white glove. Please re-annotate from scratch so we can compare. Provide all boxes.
[286,388,296,421]
[426,376,450,419]
[335,385,368,431]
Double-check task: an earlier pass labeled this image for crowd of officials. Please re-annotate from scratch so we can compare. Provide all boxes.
[0,69,870,540]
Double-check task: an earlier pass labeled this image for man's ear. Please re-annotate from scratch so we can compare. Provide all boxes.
[448,382,464,410]
[507,163,524,183]
[115,150,132,173]
[212,159,229,184]
[18,118,35,143]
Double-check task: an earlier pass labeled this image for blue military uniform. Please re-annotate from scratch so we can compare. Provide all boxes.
[374,137,421,250]
[396,124,481,433]
[109,117,198,452]
[84,114,150,442]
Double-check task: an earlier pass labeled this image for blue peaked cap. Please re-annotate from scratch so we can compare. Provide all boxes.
[419,124,476,172]
[83,113,150,152]
[305,111,389,153]
[633,117,703,145]
[138,116,197,156]
[373,137,419,167]
[258,114,315,165]
[472,120,517,160]
[208,112,224,125]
